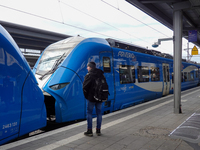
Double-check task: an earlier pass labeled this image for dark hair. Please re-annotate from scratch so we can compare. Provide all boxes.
[87,62,96,69]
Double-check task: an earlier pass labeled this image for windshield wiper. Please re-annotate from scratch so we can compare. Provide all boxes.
[39,53,66,80]
[53,52,66,69]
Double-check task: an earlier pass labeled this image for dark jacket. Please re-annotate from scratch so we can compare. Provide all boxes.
[83,68,104,102]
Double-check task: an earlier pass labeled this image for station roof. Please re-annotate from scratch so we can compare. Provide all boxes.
[0,20,71,50]
[126,0,200,47]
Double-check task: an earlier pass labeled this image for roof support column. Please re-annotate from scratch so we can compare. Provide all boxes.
[173,10,182,114]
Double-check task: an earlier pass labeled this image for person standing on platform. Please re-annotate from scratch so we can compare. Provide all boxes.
[83,62,103,137]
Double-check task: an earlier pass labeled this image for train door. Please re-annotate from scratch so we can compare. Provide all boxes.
[162,63,170,95]
[99,52,115,114]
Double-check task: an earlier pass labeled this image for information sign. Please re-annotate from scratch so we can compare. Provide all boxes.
[188,30,197,42]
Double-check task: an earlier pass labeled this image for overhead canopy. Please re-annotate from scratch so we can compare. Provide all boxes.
[126,0,200,47]
[0,20,71,50]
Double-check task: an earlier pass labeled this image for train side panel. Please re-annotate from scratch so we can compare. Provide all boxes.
[181,63,199,90]
[0,25,46,145]
[0,25,26,145]
[170,62,199,92]
[19,72,46,136]
[112,48,165,110]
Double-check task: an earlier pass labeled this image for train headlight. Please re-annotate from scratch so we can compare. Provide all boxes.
[50,82,70,90]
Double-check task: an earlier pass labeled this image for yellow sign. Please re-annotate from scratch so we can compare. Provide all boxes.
[191,46,198,55]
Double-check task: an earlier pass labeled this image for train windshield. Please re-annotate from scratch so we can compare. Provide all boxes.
[36,36,85,75]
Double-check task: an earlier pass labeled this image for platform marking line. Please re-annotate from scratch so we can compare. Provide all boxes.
[1,88,199,150]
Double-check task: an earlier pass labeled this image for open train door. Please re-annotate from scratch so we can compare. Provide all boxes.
[162,63,170,96]
[99,51,115,114]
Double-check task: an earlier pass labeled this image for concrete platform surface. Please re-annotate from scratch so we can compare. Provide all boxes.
[1,86,200,150]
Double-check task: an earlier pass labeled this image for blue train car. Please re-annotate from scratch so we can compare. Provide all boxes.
[0,25,46,145]
[33,36,200,123]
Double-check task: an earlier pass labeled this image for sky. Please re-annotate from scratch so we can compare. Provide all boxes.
[0,0,199,63]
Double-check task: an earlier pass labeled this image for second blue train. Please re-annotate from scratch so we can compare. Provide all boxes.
[33,36,200,123]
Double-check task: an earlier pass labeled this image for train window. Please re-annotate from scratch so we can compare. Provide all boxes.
[166,66,170,82]
[119,65,135,84]
[0,48,3,59]
[163,66,166,82]
[103,57,111,73]
[184,72,188,81]
[150,67,160,81]
[196,70,198,78]
[188,73,191,81]
[137,66,149,82]
[191,73,194,80]
[199,68,200,78]
[181,72,183,82]
[172,72,184,83]
[131,66,135,83]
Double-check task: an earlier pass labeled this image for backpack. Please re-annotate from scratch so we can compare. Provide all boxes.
[93,75,110,102]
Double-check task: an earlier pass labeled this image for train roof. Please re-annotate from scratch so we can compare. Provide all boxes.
[106,38,195,64]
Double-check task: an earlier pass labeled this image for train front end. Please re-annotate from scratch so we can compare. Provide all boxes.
[0,25,46,145]
[33,36,87,123]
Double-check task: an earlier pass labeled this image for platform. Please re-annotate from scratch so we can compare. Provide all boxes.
[1,86,200,150]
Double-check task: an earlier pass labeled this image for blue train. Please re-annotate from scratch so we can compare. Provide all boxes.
[33,36,200,123]
[0,25,46,145]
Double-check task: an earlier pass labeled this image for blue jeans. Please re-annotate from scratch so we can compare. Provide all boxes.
[86,100,102,129]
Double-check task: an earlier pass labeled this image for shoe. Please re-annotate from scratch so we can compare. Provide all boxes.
[96,129,101,136]
[84,129,93,137]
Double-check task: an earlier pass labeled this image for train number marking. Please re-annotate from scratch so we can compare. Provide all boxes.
[2,122,18,129]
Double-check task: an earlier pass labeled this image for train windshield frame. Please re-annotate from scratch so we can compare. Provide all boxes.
[36,37,85,75]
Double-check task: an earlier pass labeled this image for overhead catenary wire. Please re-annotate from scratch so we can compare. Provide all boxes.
[61,0,174,48]
[0,0,172,51]
[101,0,199,59]
[0,4,130,42]
[101,0,170,38]
[58,0,64,24]
[59,0,174,52]
[59,0,151,45]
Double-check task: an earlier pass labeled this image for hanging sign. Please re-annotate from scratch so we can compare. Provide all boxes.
[188,30,197,42]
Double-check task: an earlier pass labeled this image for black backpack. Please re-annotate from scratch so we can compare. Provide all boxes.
[93,75,110,102]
